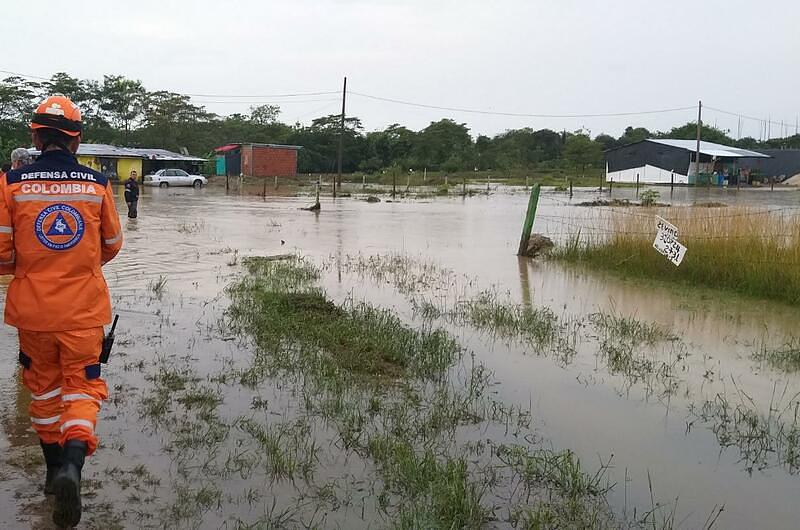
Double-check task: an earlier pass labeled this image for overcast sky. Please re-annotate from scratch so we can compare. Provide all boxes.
[2,0,798,139]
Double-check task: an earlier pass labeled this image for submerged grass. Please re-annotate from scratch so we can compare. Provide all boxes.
[125,254,714,528]
[369,436,488,529]
[411,289,580,365]
[590,308,684,397]
[688,382,800,474]
[753,337,800,372]
[221,256,673,528]
[589,309,675,346]
[499,444,615,529]
[551,207,800,305]
[228,256,460,380]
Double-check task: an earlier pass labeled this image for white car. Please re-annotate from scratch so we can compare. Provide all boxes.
[144,169,207,188]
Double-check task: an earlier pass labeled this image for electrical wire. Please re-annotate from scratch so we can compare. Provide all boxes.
[2,66,795,130]
[186,91,339,98]
[705,106,799,130]
[0,68,338,100]
[348,91,696,119]
[190,98,340,105]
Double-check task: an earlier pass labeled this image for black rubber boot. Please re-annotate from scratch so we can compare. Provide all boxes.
[40,440,62,495]
[52,440,87,528]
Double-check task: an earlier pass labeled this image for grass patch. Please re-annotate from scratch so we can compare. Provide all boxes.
[589,309,675,346]
[499,444,615,529]
[147,275,168,297]
[237,417,319,481]
[369,436,488,529]
[228,256,460,380]
[340,168,605,188]
[590,309,684,397]
[688,383,800,473]
[127,253,710,528]
[753,337,800,372]
[551,207,800,305]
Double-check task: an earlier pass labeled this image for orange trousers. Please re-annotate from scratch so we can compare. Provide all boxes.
[18,328,107,455]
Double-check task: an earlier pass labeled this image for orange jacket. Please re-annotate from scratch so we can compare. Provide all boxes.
[0,149,122,331]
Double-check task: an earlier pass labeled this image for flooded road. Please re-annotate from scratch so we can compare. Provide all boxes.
[1,183,800,528]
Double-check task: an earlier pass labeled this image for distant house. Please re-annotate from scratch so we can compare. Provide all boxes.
[745,149,800,182]
[214,143,301,177]
[605,139,769,185]
[28,144,206,181]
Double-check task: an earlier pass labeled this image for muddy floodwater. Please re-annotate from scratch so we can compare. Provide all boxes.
[2,183,800,528]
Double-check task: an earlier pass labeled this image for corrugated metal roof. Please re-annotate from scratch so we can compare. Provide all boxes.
[126,148,206,162]
[27,144,205,161]
[215,143,302,151]
[647,139,769,158]
[75,144,141,157]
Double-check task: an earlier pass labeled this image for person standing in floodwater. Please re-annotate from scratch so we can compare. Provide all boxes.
[124,170,139,218]
[0,94,123,527]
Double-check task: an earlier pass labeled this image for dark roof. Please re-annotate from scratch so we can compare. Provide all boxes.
[606,139,769,158]
[748,149,800,177]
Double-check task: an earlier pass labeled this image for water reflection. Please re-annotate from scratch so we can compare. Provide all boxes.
[0,185,798,528]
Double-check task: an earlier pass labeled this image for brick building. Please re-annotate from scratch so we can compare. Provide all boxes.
[214,143,301,177]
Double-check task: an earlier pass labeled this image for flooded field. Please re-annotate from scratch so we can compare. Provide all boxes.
[2,183,800,528]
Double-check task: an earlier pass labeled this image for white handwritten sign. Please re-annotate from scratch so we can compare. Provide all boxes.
[656,216,679,239]
[653,216,687,266]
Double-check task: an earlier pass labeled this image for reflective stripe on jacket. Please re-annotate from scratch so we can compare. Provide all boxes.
[0,149,122,331]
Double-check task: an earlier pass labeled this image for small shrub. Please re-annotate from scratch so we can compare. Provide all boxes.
[640,189,660,206]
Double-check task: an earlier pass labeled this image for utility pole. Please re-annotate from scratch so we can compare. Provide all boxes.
[335,76,347,198]
[695,100,702,181]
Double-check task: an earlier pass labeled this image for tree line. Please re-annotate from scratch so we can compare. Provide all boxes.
[2,73,799,174]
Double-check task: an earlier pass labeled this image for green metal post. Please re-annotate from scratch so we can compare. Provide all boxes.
[517,184,541,256]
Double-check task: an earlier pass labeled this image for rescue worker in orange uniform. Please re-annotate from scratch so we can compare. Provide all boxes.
[0,95,123,527]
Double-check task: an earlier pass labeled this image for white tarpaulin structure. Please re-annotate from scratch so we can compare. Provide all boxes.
[605,139,769,185]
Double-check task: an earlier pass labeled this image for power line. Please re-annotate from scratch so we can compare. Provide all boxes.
[0,68,49,81]
[190,98,340,105]
[1,66,796,128]
[349,91,697,118]
[704,105,798,132]
[186,91,339,98]
[0,68,338,100]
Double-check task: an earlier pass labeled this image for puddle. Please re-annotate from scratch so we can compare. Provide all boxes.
[1,185,799,528]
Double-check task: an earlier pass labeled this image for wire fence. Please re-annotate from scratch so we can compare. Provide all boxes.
[531,196,800,268]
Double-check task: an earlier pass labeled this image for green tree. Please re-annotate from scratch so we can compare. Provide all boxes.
[564,133,603,177]
[0,76,41,160]
[98,75,146,144]
[0,76,40,122]
[249,104,280,126]
[617,126,651,146]
[735,137,760,149]
[413,119,472,170]
[289,114,366,173]
[594,133,617,151]
[657,122,733,145]
[138,91,212,151]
